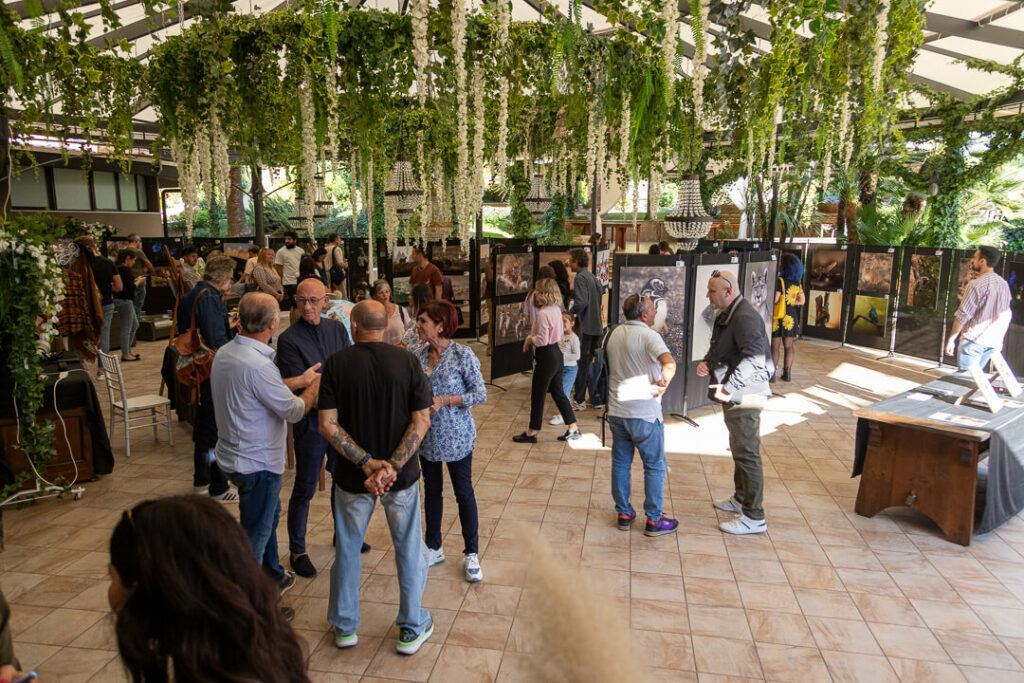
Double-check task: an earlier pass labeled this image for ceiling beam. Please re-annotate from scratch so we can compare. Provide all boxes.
[923,11,1024,49]
[6,0,100,19]
[85,2,200,48]
[906,72,975,101]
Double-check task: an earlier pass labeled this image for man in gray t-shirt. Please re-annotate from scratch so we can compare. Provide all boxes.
[606,294,678,537]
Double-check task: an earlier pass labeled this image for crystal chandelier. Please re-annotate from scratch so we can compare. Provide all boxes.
[525,172,552,221]
[663,174,713,251]
[288,197,311,232]
[384,158,424,221]
[313,174,332,221]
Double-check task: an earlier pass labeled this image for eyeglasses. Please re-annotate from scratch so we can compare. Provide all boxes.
[711,270,721,278]
[295,296,325,307]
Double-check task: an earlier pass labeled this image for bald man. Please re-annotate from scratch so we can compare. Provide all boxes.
[275,278,355,578]
[697,270,773,536]
[318,299,435,655]
[210,292,321,602]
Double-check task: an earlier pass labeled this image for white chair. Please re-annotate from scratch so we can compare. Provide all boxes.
[97,351,174,458]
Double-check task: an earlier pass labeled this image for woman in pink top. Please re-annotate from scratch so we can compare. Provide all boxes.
[512,278,581,443]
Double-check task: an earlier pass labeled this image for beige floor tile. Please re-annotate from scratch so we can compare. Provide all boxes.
[684,577,743,608]
[16,607,106,646]
[307,632,383,675]
[820,650,898,683]
[692,635,762,678]
[910,598,989,633]
[446,612,513,650]
[851,593,925,627]
[867,621,950,661]
[781,562,845,591]
[689,606,752,640]
[460,583,522,616]
[631,598,690,634]
[975,605,1024,638]
[683,554,735,581]
[428,645,502,682]
[888,658,968,683]
[933,630,1023,670]
[806,616,882,655]
[363,642,441,682]
[631,629,696,671]
[746,610,815,647]
[755,643,830,682]
[736,582,801,614]
[793,588,862,620]
[35,646,117,682]
[631,572,686,603]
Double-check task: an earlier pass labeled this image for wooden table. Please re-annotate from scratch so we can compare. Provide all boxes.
[853,407,988,546]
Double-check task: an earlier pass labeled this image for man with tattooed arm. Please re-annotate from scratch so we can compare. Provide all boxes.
[318,299,435,656]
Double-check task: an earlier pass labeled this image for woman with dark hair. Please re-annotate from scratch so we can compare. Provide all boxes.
[297,254,319,284]
[549,259,571,310]
[772,252,806,382]
[108,495,310,683]
[413,300,487,582]
[402,282,435,352]
[513,278,580,443]
[311,247,329,286]
[114,250,145,361]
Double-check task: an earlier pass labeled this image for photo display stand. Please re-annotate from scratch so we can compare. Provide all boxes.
[944,248,976,367]
[343,237,372,291]
[695,239,722,255]
[1001,254,1024,377]
[845,245,901,352]
[610,252,690,418]
[429,239,472,338]
[803,243,853,344]
[740,250,779,350]
[489,240,537,383]
[893,247,952,365]
[723,239,767,253]
[139,237,184,315]
[683,252,740,416]
[470,238,491,341]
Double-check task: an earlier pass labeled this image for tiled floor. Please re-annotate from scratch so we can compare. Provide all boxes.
[4,329,1024,682]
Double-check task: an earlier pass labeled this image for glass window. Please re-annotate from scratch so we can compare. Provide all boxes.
[10,167,49,208]
[119,174,138,211]
[93,171,118,210]
[53,168,92,210]
[135,175,149,210]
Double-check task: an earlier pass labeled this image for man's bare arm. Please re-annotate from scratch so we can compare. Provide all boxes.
[318,408,369,465]
[386,408,431,472]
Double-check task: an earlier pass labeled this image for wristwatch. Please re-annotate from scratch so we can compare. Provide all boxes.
[357,453,372,467]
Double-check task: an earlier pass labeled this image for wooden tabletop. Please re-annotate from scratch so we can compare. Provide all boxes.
[852,406,990,442]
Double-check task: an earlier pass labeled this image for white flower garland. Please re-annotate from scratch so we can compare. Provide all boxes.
[871,0,890,93]
[586,101,598,189]
[617,93,631,189]
[412,0,430,107]
[765,104,782,178]
[0,232,65,351]
[472,63,485,217]
[195,120,213,211]
[598,122,609,190]
[299,71,317,237]
[349,148,360,222]
[631,176,639,233]
[211,108,230,207]
[661,0,678,93]
[837,89,853,170]
[452,0,470,244]
[494,0,510,185]
[171,131,200,239]
[326,61,339,178]
[691,0,709,126]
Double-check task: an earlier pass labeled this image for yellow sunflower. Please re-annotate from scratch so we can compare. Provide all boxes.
[785,284,803,306]
[782,315,795,331]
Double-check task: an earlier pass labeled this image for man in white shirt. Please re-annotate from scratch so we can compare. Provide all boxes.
[275,230,305,308]
[211,291,322,598]
[606,294,678,537]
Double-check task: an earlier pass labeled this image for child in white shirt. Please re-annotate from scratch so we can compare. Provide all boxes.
[551,312,581,425]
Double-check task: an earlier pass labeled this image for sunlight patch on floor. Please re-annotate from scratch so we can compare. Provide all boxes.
[828,361,920,396]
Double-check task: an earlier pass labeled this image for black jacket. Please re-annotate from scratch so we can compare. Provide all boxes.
[704,296,773,401]
[177,281,234,350]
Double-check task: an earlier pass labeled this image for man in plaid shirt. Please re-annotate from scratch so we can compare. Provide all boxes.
[946,246,1012,371]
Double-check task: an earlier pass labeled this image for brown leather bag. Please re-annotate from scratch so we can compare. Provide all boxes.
[174,289,216,404]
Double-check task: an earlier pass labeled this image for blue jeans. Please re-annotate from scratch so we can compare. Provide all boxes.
[562,365,578,401]
[131,282,147,345]
[227,470,285,582]
[112,298,137,355]
[329,484,431,637]
[100,303,114,353]
[958,338,997,371]
[609,416,665,521]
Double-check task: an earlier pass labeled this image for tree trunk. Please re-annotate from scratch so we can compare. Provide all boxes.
[226,166,246,237]
[836,194,846,240]
[252,164,266,246]
[858,168,877,206]
[901,192,924,228]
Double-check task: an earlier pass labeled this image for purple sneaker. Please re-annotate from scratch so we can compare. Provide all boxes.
[644,515,679,537]
[617,510,636,531]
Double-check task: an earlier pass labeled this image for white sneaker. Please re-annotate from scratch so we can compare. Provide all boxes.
[463,553,483,583]
[549,415,565,426]
[713,496,743,514]
[719,515,767,535]
[426,546,445,567]
[570,400,586,412]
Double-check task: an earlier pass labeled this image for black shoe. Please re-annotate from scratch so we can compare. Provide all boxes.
[782,369,792,382]
[361,542,371,554]
[280,606,295,621]
[290,554,317,578]
[557,429,582,442]
[512,432,538,443]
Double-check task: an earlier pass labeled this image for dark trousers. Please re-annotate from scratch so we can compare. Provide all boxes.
[193,380,229,496]
[530,343,576,431]
[421,454,479,555]
[228,470,285,582]
[723,395,767,521]
[573,332,601,404]
[288,417,335,555]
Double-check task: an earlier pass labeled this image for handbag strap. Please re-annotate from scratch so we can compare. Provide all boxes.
[188,287,209,338]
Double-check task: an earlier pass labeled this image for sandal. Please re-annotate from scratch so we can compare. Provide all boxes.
[121,354,142,362]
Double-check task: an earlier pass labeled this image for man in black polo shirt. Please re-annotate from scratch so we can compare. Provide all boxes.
[318,300,434,656]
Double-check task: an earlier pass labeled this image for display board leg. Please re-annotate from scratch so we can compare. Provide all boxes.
[670,413,699,428]
[485,381,508,392]
[875,351,896,360]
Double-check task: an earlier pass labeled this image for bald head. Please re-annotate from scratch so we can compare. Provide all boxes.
[707,270,740,311]
[351,300,387,341]
[238,292,280,336]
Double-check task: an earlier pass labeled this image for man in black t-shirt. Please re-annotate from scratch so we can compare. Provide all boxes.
[318,300,434,656]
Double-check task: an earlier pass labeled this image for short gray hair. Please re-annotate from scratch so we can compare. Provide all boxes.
[371,279,391,296]
[203,256,235,284]
[238,293,278,333]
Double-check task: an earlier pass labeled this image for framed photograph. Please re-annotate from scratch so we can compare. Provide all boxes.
[617,264,688,365]
[595,248,611,290]
[955,256,976,304]
[809,249,847,289]
[538,251,575,288]
[449,274,470,302]
[495,252,533,296]
[392,245,415,276]
[857,252,894,295]
[743,258,778,341]
[850,295,888,336]
[907,254,941,309]
[432,243,470,271]
[808,289,842,329]
[691,263,733,361]
[494,301,530,346]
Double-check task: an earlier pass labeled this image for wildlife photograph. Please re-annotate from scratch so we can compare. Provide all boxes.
[617,265,687,364]
[808,289,842,329]
[851,295,888,336]
[857,252,894,296]
[809,249,847,289]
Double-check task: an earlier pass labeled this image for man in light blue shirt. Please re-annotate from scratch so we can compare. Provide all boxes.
[211,292,321,598]
[606,294,678,538]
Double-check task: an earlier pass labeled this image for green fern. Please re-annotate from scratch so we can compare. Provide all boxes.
[0,26,23,91]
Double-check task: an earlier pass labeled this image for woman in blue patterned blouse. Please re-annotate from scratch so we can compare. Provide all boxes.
[413,300,488,583]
